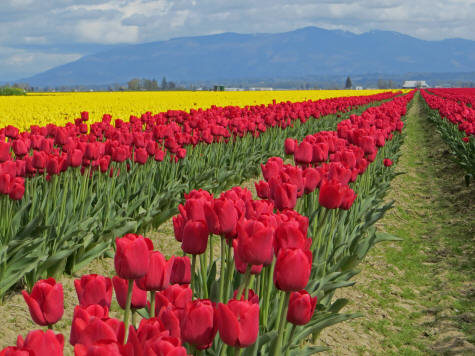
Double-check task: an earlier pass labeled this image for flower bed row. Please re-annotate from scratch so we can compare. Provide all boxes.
[0,93,399,299]
[0,91,415,355]
[420,89,475,181]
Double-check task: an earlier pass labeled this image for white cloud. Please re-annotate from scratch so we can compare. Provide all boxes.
[0,0,474,80]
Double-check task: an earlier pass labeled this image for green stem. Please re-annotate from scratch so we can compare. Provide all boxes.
[272,291,291,356]
[236,264,252,300]
[150,290,156,318]
[47,324,53,330]
[131,309,137,328]
[284,324,297,356]
[200,253,209,298]
[209,235,214,273]
[234,346,242,356]
[123,279,134,342]
[191,254,197,297]
[219,237,226,302]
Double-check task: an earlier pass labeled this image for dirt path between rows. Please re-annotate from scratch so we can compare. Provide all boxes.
[319,93,474,355]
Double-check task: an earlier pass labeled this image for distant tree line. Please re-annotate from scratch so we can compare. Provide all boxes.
[127,77,180,91]
[377,79,397,89]
[0,84,27,96]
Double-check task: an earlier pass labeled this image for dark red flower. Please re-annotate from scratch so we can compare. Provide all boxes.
[274,248,312,291]
[114,233,153,280]
[181,299,217,350]
[74,274,112,308]
[21,278,64,326]
[287,290,317,325]
[216,299,259,348]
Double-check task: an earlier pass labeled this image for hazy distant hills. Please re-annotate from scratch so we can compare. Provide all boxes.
[20,26,475,87]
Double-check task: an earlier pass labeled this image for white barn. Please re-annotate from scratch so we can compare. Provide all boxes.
[402,80,429,89]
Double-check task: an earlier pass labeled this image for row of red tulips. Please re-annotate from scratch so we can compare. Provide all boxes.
[1,91,415,355]
[0,92,400,200]
[421,89,475,182]
[421,89,475,138]
[426,87,475,107]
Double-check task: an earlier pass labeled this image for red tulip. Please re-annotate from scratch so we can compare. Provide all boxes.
[232,239,263,275]
[204,198,238,235]
[157,307,182,339]
[274,221,309,254]
[9,178,25,200]
[318,179,344,209]
[136,251,173,291]
[22,278,64,326]
[339,185,357,210]
[303,167,321,194]
[12,140,28,157]
[69,149,83,167]
[216,299,259,348]
[0,173,10,195]
[284,138,297,155]
[5,126,19,139]
[112,277,148,310]
[274,248,312,291]
[0,142,10,162]
[236,218,274,266]
[181,299,217,350]
[32,151,46,169]
[181,219,209,255]
[269,180,297,211]
[254,181,270,199]
[136,317,168,344]
[74,274,112,308]
[134,148,148,164]
[287,290,317,325]
[0,346,30,356]
[294,141,313,165]
[260,157,283,181]
[16,330,64,356]
[169,256,191,285]
[383,158,393,167]
[144,336,188,356]
[73,342,122,356]
[70,307,124,346]
[114,233,153,280]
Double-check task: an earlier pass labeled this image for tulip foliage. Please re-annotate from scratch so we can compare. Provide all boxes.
[421,89,475,183]
[0,92,399,299]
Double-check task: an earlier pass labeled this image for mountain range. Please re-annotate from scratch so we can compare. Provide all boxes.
[19,26,475,87]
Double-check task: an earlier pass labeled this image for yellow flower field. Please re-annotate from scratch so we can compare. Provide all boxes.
[0,90,403,132]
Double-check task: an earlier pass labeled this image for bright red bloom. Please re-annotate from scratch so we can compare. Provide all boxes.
[21,278,64,326]
[236,218,274,266]
[114,233,153,280]
[181,220,209,255]
[74,274,112,308]
[16,330,64,356]
[216,299,259,348]
[318,179,344,209]
[112,277,147,310]
[181,299,217,350]
[287,290,317,325]
[274,248,312,291]
[169,256,191,285]
[136,251,173,291]
[383,158,393,167]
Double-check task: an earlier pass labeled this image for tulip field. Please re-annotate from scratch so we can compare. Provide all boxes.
[1,87,472,355]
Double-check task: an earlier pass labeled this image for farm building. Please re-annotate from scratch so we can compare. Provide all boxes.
[402,80,429,89]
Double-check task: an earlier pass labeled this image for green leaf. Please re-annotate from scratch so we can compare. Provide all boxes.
[290,345,330,355]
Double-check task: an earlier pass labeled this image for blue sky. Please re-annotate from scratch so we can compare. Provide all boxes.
[1,0,474,82]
